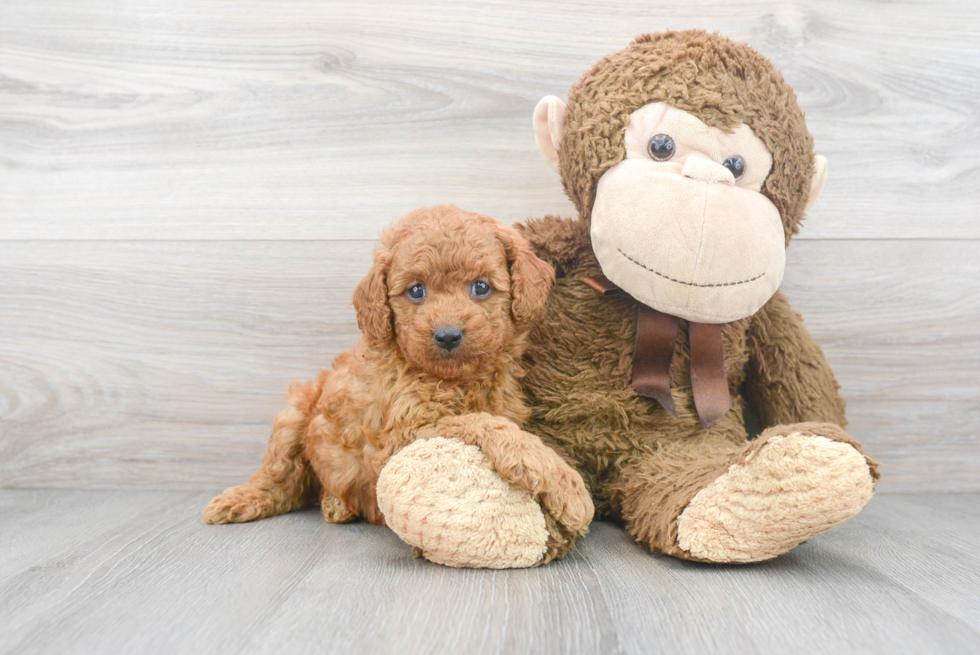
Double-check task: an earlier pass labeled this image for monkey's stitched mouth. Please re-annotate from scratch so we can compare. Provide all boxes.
[617,249,765,288]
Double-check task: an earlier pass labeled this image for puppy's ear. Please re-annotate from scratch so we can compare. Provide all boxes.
[352,249,393,344]
[496,223,555,327]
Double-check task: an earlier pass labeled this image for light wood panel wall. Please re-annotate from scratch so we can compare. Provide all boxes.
[2,0,978,491]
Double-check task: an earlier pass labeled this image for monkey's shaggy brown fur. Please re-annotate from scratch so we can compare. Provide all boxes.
[560,30,815,243]
[519,31,880,560]
[203,206,593,555]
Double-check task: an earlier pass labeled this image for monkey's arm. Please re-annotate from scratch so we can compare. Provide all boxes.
[515,215,593,276]
[744,291,847,429]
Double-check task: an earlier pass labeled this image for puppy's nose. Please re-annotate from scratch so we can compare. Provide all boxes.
[433,327,464,351]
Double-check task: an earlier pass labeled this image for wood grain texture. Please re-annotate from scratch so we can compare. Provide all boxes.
[1,1,978,493]
[1,239,977,492]
[1,490,978,655]
[1,0,978,240]
[0,240,371,488]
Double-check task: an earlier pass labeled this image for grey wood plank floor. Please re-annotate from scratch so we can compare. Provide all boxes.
[1,490,978,655]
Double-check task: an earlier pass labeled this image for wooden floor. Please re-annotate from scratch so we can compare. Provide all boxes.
[1,490,977,655]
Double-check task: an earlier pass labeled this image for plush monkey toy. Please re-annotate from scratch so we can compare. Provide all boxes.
[518,30,880,562]
[379,30,880,566]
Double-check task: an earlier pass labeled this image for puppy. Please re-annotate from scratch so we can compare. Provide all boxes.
[203,205,576,528]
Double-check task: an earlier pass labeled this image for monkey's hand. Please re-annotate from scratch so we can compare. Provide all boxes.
[376,414,594,568]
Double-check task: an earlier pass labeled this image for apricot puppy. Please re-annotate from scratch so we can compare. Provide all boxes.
[203,205,594,568]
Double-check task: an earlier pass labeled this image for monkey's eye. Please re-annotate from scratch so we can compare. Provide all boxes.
[406,283,426,303]
[722,155,745,179]
[647,134,675,161]
[471,280,492,299]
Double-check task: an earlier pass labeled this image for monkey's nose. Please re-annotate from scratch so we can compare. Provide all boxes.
[433,327,464,351]
[681,156,735,185]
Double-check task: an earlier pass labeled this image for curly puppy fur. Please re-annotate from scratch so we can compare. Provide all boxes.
[203,206,589,558]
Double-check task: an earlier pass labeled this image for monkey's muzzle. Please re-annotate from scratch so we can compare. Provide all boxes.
[590,159,785,324]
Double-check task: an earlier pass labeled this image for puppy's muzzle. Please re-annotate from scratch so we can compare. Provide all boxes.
[433,327,464,352]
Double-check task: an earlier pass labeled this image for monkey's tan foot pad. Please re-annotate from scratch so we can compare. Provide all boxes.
[376,437,550,569]
[676,432,875,563]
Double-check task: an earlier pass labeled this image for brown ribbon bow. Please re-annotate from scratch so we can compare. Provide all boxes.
[584,275,731,428]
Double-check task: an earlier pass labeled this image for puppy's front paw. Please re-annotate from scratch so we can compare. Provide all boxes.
[321,494,356,524]
[202,485,274,524]
[376,437,550,569]
[540,466,595,537]
[494,444,594,537]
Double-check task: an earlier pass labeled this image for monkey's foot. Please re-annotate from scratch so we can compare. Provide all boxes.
[376,437,551,569]
[676,426,877,563]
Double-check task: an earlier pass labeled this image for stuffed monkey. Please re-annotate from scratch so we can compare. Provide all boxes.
[379,30,879,565]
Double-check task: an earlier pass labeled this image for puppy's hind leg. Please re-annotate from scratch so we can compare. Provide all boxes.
[203,382,319,524]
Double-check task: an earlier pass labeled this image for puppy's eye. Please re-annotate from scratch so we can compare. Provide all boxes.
[471,281,492,299]
[647,134,675,161]
[406,283,426,303]
[722,155,745,179]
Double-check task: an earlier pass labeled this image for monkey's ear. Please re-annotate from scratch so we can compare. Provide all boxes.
[352,250,393,344]
[533,95,567,173]
[806,155,828,211]
[496,223,556,327]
